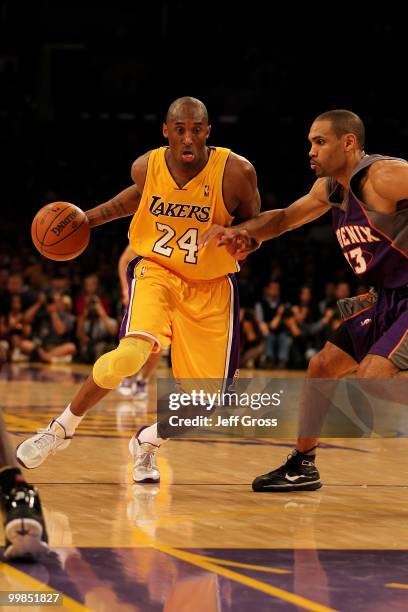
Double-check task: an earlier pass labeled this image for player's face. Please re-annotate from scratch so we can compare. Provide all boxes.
[163,111,211,168]
[308,120,347,177]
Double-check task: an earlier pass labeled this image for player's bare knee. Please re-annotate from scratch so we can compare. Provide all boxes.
[357,355,399,379]
[356,361,376,379]
[307,351,333,377]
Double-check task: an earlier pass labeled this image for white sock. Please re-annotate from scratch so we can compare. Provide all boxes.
[138,423,165,446]
[54,405,84,437]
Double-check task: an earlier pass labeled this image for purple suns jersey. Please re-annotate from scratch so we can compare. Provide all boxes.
[326,154,408,289]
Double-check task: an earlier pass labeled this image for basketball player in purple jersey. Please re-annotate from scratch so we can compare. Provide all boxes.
[0,411,48,559]
[200,109,408,491]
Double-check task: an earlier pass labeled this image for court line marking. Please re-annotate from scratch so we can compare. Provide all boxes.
[194,555,290,574]
[4,414,46,432]
[131,530,337,611]
[386,583,408,589]
[0,562,89,611]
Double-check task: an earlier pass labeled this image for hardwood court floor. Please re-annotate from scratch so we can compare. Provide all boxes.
[1,362,408,611]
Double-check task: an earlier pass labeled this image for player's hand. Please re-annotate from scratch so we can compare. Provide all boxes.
[198,224,228,248]
[199,225,253,260]
[226,231,253,260]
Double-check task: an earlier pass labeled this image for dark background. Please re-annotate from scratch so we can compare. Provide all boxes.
[1,1,407,294]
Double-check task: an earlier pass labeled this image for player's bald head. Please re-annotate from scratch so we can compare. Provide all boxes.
[166,97,209,124]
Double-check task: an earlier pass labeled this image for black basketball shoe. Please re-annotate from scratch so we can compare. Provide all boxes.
[252,449,322,492]
[2,484,49,560]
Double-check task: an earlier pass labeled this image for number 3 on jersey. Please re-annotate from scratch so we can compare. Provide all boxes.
[153,223,199,264]
[345,247,367,274]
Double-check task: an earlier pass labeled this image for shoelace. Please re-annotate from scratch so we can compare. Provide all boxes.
[138,446,157,471]
[33,429,63,454]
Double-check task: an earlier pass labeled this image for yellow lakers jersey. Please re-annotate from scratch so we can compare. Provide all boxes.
[128,146,239,280]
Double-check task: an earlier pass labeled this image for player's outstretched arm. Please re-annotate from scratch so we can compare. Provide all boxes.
[85,184,141,228]
[85,152,150,228]
[253,178,331,240]
[200,178,330,249]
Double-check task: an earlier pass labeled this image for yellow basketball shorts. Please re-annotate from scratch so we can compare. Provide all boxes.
[119,257,240,380]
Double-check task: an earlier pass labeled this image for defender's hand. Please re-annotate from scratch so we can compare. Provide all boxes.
[199,226,253,260]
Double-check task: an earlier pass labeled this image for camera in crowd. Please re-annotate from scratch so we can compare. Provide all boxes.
[87,297,100,318]
[281,303,294,319]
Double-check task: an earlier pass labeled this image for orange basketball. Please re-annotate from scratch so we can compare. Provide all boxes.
[31,202,90,261]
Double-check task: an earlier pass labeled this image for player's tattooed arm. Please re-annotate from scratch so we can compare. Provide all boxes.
[85,152,151,228]
[86,186,141,227]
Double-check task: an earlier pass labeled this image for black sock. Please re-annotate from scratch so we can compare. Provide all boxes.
[292,450,316,463]
[0,467,25,495]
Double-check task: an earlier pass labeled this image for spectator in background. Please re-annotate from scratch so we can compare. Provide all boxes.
[22,291,76,363]
[6,273,31,310]
[292,286,317,321]
[23,263,48,306]
[319,281,352,337]
[255,280,293,368]
[335,281,351,301]
[318,281,336,315]
[240,308,265,369]
[286,286,334,367]
[0,294,30,362]
[74,274,111,317]
[76,295,117,363]
[6,294,31,347]
[49,275,71,296]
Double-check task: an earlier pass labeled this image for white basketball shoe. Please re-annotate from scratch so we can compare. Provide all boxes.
[129,428,160,483]
[16,420,72,469]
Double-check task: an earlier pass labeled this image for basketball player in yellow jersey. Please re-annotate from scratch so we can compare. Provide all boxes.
[17,96,261,483]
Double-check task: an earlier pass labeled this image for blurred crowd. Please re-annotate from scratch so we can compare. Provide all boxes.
[0,266,119,366]
[239,278,355,370]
